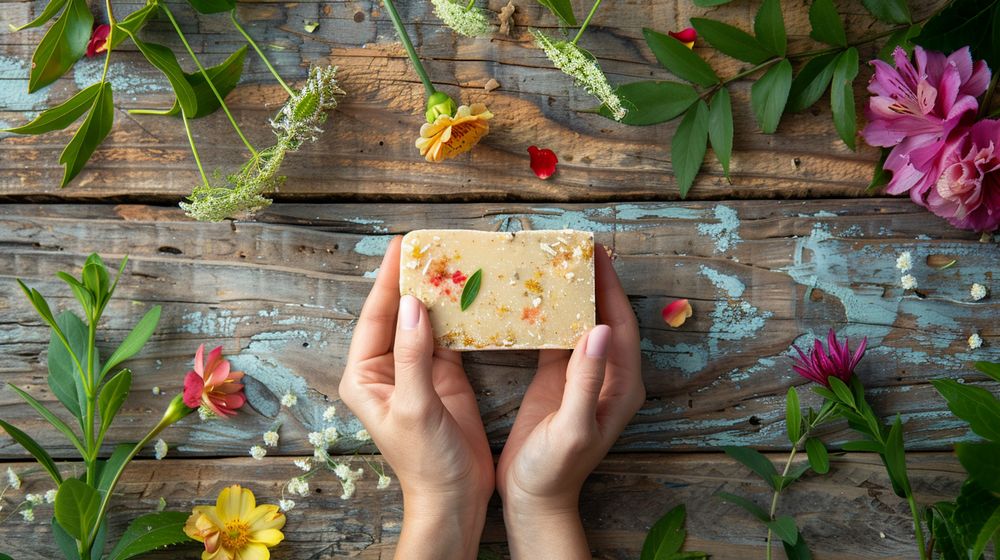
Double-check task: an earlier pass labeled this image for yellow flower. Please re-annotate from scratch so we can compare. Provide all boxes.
[415,103,493,162]
[184,485,286,560]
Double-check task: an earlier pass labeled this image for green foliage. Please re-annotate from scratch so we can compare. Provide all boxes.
[766,515,799,544]
[974,361,1000,383]
[535,0,575,26]
[59,82,115,187]
[830,48,859,150]
[787,53,837,113]
[861,0,911,24]
[671,100,709,199]
[48,310,93,420]
[753,0,786,57]
[7,384,85,456]
[10,0,68,31]
[932,379,1000,442]
[185,0,236,14]
[640,505,708,560]
[707,88,733,180]
[98,369,132,440]
[55,479,101,541]
[102,306,161,378]
[2,84,102,135]
[785,387,802,443]
[643,28,719,87]
[0,418,64,484]
[460,269,483,311]
[723,446,778,489]
[750,59,792,133]
[808,0,846,47]
[956,442,1000,494]
[598,81,698,125]
[804,438,829,474]
[28,0,92,92]
[716,491,769,522]
[129,36,199,117]
[690,18,772,64]
[105,512,194,560]
[155,47,249,119]
[883,415,912,498]
[915,0,1000,71]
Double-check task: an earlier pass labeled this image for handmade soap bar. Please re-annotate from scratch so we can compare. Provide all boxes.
[399,229,596,350]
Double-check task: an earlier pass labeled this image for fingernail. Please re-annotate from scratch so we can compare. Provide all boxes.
[400,295,421,330]
[586,324,611,358]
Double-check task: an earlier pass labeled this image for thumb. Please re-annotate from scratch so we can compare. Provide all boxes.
[558,325,611,422]
[392,295,437,410]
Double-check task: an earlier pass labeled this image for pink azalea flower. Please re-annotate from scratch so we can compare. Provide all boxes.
[927,119,1000,232]
[183,345,246,417]
[863,46,990,203]
[791,330,867,387]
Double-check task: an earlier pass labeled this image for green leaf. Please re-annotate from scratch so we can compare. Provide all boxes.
[461,269,483,311]
[808,0,846,47]
[693,0,732,5]
[708,88,733,180]
[11,0,68,31]
[0,418,63,484]
[754,0,786,57]
[81,254,110,304]
[641,504,686,560]
[716,492,770,522]
[17,279,59,329]
[53,517,82,560]
[826,376,854,407]
[48,310,92,421]
[7,384,85,455]
[777,462,811,489]
[59,82,114,187]
[972,505,1000,558]
[102,306,160,377]
[643,28,719,87]
[956,442,1000,494]
[56,271,95,315]
[867,147,892,192]
[884,414,912,498]
[782,533,813,560]
[804,437,829,474]
[750,59,792,134]
[915,0,996,71]
[830,47,859,150]
[927,503,965,560]
[689,18,772,64]
[110,3,159,50]
[671,100,709,199]
[157,46,247,119]
[932,379,1000,442]
[536,0,576,26]
[597,81,698,125]
[105,511,193,560]
[878,25,921,61]
[766,515,799,544]
[97,444,134,496]
[862,0,911,24]
[723,446,778,489]
[129,37,198,117]
[840,439,883,453]
[953,479,1000,556]
[787,52,838,113]
[28,0,92,92]
[184,0,236,14]
[98,369,132,439]
[974,361,1000,383]
[55,478,100,541]
[785,387,802,444]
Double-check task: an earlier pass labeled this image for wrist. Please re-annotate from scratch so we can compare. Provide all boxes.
[502,495,589,560]
[396,491,488,560]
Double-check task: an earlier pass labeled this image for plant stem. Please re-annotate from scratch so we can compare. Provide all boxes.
[464,0,475,10]
[229,9,294,96]
[84,319,97,488]
[160,3,258,157]
[572,0,602,45]
[908,493,929,560]
[981,72,999,119]
[182,108,211,187]
[382,0,436,97]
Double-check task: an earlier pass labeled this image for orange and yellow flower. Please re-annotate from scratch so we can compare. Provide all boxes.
[183,345,246,417]
[184,485,286,560]
[415,103,493,162]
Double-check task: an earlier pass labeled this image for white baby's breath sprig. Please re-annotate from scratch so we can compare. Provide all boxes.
[531,29,626,121]
[971,283,988,301]
[6,468,20,489]
[377,474,392,489]
[278,499,295,512]
[44,489,57,504]
[287,477,310,497]
[250,445,267,460]
[895,251,912,272]
[154,439,169,461]
[294,459,312,472]
[354,428,371,442]
[280,392,299,408]
[431,0,493,37]
[263,431,280,447]
[322,405,337,422]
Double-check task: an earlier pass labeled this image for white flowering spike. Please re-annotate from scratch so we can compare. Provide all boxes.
[531,29,626,121]
[278,499,295,512]
[154,439,169,460]
[968,333,983,349]
[307,431,325,448]
[431,0,493,37]
[6,467,20,489]
[377,474,392,489]
[339,478,357,500]
[354,429,371,442]
[895,251,912,272]
[263,431,280,447]
[324,427,339,444]
[900,274,918,290]
[287,477,310,497]
[322,405,337,422]
[250,445,267,460]
[294,459,312,472]
[25,493,43,506]
[19,509,34,522]
[971,283,988,301]
[44,490,57,504]
[280,392,298,408]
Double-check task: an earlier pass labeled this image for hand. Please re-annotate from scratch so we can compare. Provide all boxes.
[496,246,645,559]
[339,236,494,560]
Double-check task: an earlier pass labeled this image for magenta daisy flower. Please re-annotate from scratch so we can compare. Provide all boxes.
[792,330,867,387]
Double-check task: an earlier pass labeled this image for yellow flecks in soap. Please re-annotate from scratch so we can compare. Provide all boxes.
[496,304,511,314]
[524,278,543,295]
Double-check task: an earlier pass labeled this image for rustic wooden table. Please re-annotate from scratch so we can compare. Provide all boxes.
[1,0,997,558]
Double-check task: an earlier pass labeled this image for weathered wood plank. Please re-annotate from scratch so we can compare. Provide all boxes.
[0,202,996,459]
[0,452,970,559]
[0,0,944,201]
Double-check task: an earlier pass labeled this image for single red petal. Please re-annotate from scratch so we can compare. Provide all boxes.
[85,24,111,58]
[668,27,697,46]
[661,299,693,327]
[182,371,205,409]
[192,344,206,377]
[528,145,558,179]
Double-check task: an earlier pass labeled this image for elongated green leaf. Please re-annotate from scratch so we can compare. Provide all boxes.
[56,271,95,315]
[671,100,709,199]
[185,0,236,14]
[111,3,159,50]
[641,504,686,560]
[59,82,114,187]
[55,478,100,541]
[867,147,892,192]
[28,0,92,92]
[723,446,778,489]
[974,361,1000,383]
[98,369,131,438]
[750,59,792,134]
[932,379,1000,442]
[105,511,193,560]
[785,387,802,444]
[767,515,799,544]
[11,0,68,31]
[102,306,160,377]
[782,533,813,560]
[779,461,811,488]
[840,439,883,453]
[830,47,859,150]
[805,437,829,474]
[808,0,846,47]
[129,38,198,117]
[927,503,965,560]
[787,53,838,113]
[53,517,82,560]
[17,280,59,328]
[754,0,786,56]
[536,0,575,26]
[461,269,483,310]
[862,0,910,24]
[643,28,719,87]
[7,384,85,455]
[157,46,247,119]
[708,88,733,180]
[597,81,698,125]
[952,479,1000,556]
[972,505,1000,558]
[956,442,1000,494]
[693,0,731,5]
[0,418,63,484]
[826,376,854,407]
[884,414,912,498]
[5,83,102,135]
[97,444,134,496]
[48,310,92,421]
[716,491,769,522]
[689,18,772,64]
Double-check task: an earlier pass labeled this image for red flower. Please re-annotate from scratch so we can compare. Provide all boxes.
[183,345,246,417]
[661,299,692,327]
[86,24,111,58]
[668,27,697,49]
[528,145,558,179]
[791,330,867,387]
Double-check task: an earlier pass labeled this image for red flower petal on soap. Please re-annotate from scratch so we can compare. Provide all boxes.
[668,27,697,49]
[528,145,558,180]
[86,24,111,58]
[661,299,693,328]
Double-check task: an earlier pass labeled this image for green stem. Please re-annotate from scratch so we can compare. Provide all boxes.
[382,0,436,97]
[908,494,929,560]
[571,0,602,45]
[160,3,258,157]
[464,0,475,10]
[229,9,294,96]
[181,108,211,187]
[127,108,174,115]
[84,319,97,487]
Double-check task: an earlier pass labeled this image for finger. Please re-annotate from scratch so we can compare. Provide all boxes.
[347,236,402,365]
[558,325,611,422]
[594,246,638,333]
[391,295,437,410]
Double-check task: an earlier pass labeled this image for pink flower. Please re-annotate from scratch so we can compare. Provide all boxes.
[927,119,1000,232]
[668,28,697,49]
[661,299,692,327]
[791,330,867,387]
[86,24,110,58]
[183,345,246,417]
[863,46,990,203]
[528,145,558,179]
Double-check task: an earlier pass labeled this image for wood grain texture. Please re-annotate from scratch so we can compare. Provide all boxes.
[0,202,996,460]
[0,452,971,559]
[0,0,944,202]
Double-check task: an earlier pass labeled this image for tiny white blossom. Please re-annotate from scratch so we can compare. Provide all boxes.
[339,478,356,500]
[6,468,20,489]
[324,427,339,444]
[322,405,337,422]
[313,447,330,461]
[294,459,312,472]
[250,445,267,460]
[971,283,988,301]
[307,431,325,447]
[25,493,43,506]
[531,29,626,121]
[431,0,493,37]
[280,392,298,407]
[287,477,310,497]
[969,333,983,350]
[354,429,371,442]
[263,431,280,447]
[278,499,295,511]
[334,463,364,482]
[151,386,162,396]
[900,274,918,290]
[154,439,169,460]
[44,490,57,504]
[895,251,912,272]
[19,509,34,522]
[377,474,392,489]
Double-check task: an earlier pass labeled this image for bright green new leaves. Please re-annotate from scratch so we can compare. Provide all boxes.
[130,38,199,117]
[862,0,911,24]
[805,437,829,474]
[28,0,92,92]
[884,415,912,498]
[598,81,698,125]
[160,47,248,119]
[787,53,838,113]
[185,0,236,14]
[536,0,575,26]
[0,419,63,484]
[750,59,792,133]
[830,47,859,149]
[932,379,1000,442]
[98,369,132,441]
[11,0,68,31]
[690,18,772,64]
[724,445,778,489]
[643,28,719,87]
[59,83,115,187]
[754,0,786,57]
[55,479,101,541]
[4,83,102,135]
[707,88,733,180]
[785,387,802,443]
[105,512,194,560]
[111,3,159,50]
[809,0,847,47]
[671,100,709,199]
[102,306,162,378]
[640,505,707,560]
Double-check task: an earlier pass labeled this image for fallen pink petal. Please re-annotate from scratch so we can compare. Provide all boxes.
[661,298,692,328]
[528,145,558,179]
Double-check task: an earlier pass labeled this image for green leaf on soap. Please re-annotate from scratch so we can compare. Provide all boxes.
[461,269,483,311]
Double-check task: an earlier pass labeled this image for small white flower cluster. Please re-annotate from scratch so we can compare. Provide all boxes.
[294,459,312,472]
[333,463,365,500]
[263,431,280,447]
[895,251,918,290]
[971,283,988,301]
[531,29,626,121]
[6,468,20,490]
[968,332,983,350]
[377,474,392,490]
[154,439,169,461]
[280,392,298,408]
[354,429,371,442]
[431,0,493,37]
[278,499,295,512]
[249,445,267,460]
[287,477,310,497]
[5,470,57,523]
[322,405,337,422]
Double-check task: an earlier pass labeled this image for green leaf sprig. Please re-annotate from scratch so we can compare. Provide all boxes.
[460,269,483,311]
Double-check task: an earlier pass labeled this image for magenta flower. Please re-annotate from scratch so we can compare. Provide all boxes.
[792,330,867,387]
[183,345,246,417]
[927,119,1000,232]
[863,46,990,203]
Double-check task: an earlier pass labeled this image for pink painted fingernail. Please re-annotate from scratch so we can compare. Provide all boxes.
[400,295,421,330]
[586,325,611,358]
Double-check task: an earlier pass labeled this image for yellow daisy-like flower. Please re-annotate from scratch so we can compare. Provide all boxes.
[184,485,286,560]
[415,103,493,162]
